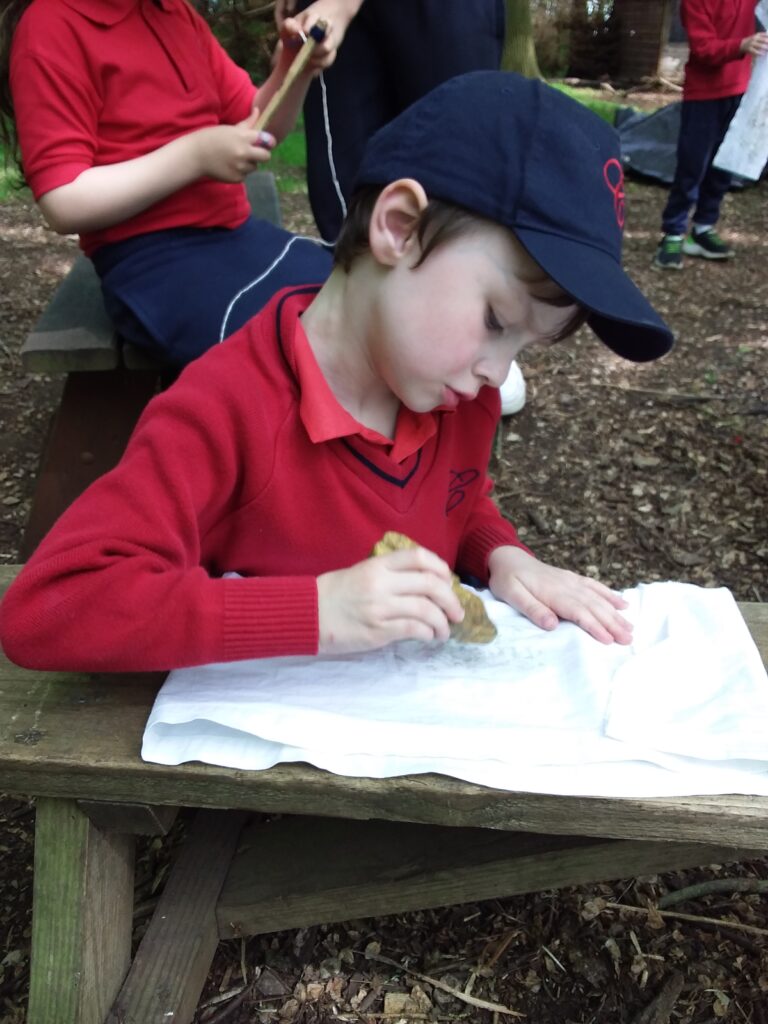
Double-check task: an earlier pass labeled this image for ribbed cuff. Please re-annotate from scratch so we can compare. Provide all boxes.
[458,522,532,583]
[223,575,318,660]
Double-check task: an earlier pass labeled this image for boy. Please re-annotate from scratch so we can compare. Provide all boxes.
[0,72,674,673]
[654,0,768,270]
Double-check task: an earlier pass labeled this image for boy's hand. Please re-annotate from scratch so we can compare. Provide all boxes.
[191,110,275,182]
[316,547,465,654]
[488,546,633,646]
[740,32,768,57]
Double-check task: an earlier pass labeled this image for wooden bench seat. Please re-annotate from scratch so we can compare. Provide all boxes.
[1,564,767,1023]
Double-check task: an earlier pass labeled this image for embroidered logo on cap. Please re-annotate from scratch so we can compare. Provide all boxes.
[603,159,625,229]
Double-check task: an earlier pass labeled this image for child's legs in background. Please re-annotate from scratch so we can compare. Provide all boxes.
[299,0,505,244]
[692,95,741,229]
[300,7,393,243]
[662,98,735,235]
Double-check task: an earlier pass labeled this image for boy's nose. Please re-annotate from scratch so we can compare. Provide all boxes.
[479,351,516,389]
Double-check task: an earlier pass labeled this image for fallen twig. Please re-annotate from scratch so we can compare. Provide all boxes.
[604,901,768,938]
[593,383,729,404]
[201,984,251,1024]
[659,877,768,908]
[370,954,525,1018]
[657,76,683,91]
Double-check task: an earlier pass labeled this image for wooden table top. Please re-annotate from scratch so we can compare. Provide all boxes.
[2,564,768,848]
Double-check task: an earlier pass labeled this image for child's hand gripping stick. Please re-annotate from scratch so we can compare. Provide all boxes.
[254,20,328,135]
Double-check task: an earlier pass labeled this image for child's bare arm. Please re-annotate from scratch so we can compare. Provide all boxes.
[487,546,633,645]
[316,547,465,654]
[37,112,275,235]
[36,14,332,237]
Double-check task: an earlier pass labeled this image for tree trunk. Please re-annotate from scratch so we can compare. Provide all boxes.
[501,0,542,78]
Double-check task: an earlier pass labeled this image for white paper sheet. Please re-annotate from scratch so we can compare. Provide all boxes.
[714,37,768,179]
[142,582,768,798]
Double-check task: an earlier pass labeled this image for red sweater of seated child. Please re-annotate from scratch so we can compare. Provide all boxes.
[0,287,525,673]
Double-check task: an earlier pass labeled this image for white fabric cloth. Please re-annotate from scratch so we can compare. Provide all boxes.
[141,582,768,798]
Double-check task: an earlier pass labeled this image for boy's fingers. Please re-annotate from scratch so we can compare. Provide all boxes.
[383,596,453,641]
[379,545,454,581]
[584,577,629,609]
[502,580,559,631]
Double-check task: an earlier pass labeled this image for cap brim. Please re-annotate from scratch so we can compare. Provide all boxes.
[515,229,674,362]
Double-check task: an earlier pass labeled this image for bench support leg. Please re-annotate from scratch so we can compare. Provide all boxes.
[27,798,135,1024]
[108,809,246,1024]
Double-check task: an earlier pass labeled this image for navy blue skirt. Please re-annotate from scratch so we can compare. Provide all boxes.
[92,217,333,367]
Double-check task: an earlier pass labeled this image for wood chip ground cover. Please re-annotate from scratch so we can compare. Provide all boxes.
[0,127,766,1023]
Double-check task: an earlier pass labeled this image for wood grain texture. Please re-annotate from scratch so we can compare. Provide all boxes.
[217,815,748,937]
[27,798,134,1024]
[108,810,245,1024]
[2,565,768,847]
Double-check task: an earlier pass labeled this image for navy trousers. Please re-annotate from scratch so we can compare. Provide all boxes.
[297,0,505,242]
[661,95,742,236]
[92,217,332,367]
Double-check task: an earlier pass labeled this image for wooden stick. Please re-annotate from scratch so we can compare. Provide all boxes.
[370,954,525,1018]
[254,20,327,133]
[604,901,768,938]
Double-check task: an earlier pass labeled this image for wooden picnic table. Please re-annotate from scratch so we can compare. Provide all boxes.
[1,562,767,1023]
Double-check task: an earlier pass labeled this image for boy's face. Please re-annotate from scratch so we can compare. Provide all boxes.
[371,220,578,415]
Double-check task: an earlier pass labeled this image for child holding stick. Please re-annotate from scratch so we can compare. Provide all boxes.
[0,0,336,364]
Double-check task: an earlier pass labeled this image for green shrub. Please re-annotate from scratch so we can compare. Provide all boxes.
[193,0,276,81]
[550,83,622,124]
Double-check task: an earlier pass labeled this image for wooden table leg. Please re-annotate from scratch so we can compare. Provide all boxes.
[27,798,135,1024]
[108,810,246,1024]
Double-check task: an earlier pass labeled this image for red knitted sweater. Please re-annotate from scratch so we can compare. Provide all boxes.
[681,0,755,100]
[0,288,524,672]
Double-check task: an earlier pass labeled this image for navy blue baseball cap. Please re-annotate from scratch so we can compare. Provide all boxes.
[355,71,674,362]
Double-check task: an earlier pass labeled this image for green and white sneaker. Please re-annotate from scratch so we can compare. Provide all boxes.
[653,234,684,271]
[683,227,734,260]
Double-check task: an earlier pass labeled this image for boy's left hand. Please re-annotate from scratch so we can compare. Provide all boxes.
[488,546,633,645]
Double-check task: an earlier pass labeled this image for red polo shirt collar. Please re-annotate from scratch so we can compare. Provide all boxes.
[59,0,171,26]
[287,307,438,464]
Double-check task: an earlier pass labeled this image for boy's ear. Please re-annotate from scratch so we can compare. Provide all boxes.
[368,179,429,266]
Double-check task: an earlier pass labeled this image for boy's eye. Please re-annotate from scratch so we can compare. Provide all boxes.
[485,306,503,333]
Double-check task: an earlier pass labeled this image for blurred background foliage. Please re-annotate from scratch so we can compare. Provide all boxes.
[193,0,278,80]
[191,0,623,84]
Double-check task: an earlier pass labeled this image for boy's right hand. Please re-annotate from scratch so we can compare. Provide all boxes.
[316,548,465,654]
[740,32,768,57]
[192,108,276,183]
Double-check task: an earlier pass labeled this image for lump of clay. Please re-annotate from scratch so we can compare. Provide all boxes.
[370,531,497,644]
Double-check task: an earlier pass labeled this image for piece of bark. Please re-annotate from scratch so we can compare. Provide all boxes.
[371,532,497,644]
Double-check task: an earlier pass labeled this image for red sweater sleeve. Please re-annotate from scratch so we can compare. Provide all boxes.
[682,1,747,67]
[0,368,319,673]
